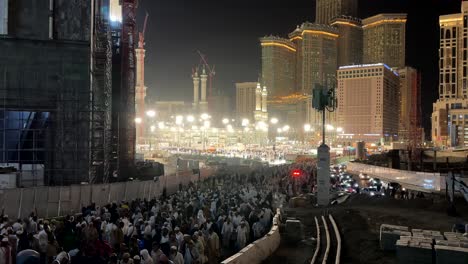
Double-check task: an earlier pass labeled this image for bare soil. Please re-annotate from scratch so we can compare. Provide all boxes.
[264,194,468,264]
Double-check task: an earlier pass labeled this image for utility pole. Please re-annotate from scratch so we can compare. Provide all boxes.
[312,83,336,206]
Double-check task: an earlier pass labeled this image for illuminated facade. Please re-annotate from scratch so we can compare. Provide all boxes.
[432,1,468,147]
[337,64,400,143]
[289,27,303,92]
[236,82,257,121]
[299,23,338,95]
[362,14,407,68]
[330,16,363,67]
[397,67,422,144]
[315,0,358,24]
[260,36,296,97]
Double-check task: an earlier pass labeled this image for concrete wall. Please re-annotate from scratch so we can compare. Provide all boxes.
[221,209,282,264]
[0,168,214,219]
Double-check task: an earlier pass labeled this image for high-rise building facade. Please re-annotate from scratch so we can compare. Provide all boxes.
[397,67,422,144]
[260,36,296,97]
[315,0,359,25]
[330,16,363,67]
[289,27,303,92]
[337,64,400,143]
[432,1,468,147]
[362,14,407,68]
[236,82,257,121]
[300,23,338,95]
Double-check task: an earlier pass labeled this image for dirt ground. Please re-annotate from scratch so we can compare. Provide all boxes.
[264,194,468,264]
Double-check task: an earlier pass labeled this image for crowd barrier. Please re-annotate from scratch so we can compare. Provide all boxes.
[0,168,214,219]
[347,162,443,192]
[221,208,282,264]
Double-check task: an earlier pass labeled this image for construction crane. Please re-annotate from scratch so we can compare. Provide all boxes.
[197,51,216,110]
[138,12,149,49]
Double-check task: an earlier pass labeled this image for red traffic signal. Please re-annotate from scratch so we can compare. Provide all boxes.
[292,169,301,178]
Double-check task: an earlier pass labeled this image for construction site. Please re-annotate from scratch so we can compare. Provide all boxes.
[0,0,142,186]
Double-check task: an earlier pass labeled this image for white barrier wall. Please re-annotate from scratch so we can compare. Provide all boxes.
[0,168,214,219]
[221,209,282,264]
[347,162,443,192]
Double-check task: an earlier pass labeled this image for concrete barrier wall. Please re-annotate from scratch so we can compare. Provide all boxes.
[221,209,282,264]
[347,162,443,192]
[0,168,214,219]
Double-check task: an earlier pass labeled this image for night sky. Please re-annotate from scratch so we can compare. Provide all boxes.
[136,0,463,136]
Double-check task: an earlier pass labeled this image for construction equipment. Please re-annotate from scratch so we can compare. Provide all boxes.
[197,51,216,111]
[138,12,149,49]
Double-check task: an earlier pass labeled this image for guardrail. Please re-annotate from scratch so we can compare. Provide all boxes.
[0,168,214,219]
[221,208,282,264]
[347,162,443,192]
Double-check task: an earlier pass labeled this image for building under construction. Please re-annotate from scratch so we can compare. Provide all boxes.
[0,0,137,186]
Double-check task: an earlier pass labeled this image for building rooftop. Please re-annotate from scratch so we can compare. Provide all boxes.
[338,63,399,76]
[330,15,362,26]
[362,13,407,28]
[439,13,462,26]
[259,36,296,52]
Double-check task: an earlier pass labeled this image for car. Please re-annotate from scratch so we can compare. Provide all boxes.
[359,173,370,180]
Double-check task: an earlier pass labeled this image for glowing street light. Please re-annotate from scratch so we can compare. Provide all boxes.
[304,124,311,132]
[158,122,165,129]
[186,115,195,123]
[241,118,250,127]
[283,125,290,132]
[277,128,283,133]
[203,120,211,128]
[150,125,156,132]
[175,115,183,125]
[337,127,343,133]
[222,118,230,124]
[326,124,334,131]
[134,117,142,124]
[146,110,156,118]
[270,117,278,124]
[201,113,210,120]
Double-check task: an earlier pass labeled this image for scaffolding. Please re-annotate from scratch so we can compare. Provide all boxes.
[0,38,91,185]
[89,0,113,184]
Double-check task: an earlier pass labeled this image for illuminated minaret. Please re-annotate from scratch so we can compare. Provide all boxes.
[255,82,262,111]
[192,69,200,109]
[262,86,268,120]
[200,66,208,113]
[254,82,263,122]
[135,31,147,144]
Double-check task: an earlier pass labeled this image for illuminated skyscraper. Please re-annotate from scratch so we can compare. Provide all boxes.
[289,27,303,92]
[330,16,363,67]
[315,0,358,24]
[235,82,257,121]
[397,67,422,144]
[362,14,407,68]
[432,1,468,147]
[337,64,400,143]
[299,22,338,94]
[260,36,296,97]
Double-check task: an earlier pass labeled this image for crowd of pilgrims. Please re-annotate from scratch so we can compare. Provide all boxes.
[0,162,318,264]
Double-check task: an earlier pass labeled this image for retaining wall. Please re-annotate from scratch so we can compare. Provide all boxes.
[0,168,214,219]
[221,209,282,264]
